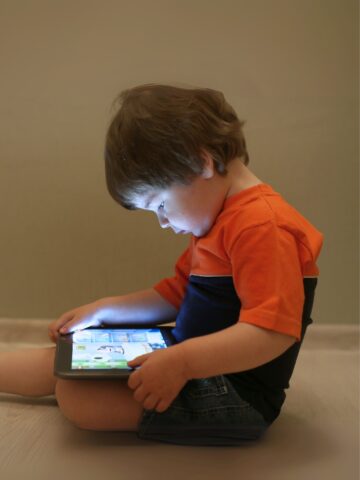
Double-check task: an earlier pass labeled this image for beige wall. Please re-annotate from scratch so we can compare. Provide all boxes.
[0,0,358,323]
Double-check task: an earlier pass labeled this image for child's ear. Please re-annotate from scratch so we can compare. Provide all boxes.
[200,149,215,179]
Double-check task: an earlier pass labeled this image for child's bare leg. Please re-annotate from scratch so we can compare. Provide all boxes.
[0,346,143,431]
[0,347,57,396]
[55,379,143,431]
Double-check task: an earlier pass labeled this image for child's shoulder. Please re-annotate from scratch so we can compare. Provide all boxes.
[215,183,322,245]
[191,183,322,278]
[218,183,286,228]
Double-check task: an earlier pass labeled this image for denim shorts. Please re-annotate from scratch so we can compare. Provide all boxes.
[137,375,270,446]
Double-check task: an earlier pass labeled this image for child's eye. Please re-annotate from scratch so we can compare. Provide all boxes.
[158,201,165,211]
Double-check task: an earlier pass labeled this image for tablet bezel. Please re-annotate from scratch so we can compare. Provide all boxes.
[54,325,175,379]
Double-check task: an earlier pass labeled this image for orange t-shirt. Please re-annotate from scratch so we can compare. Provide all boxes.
[154,184,323,342]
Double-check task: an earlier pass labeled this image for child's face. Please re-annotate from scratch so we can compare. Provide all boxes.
[133,174,222,238]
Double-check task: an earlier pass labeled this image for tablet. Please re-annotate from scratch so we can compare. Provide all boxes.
[54,325,175,379]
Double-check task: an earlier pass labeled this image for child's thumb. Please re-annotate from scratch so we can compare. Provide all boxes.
[127,353,150,367]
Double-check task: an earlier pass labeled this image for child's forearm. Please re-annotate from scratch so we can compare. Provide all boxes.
[179,322,297,380]
[96,288,178,326]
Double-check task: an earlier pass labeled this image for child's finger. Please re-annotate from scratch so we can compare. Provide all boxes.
[127,353,150,367]
[60,318,91,334]
[59,318,79,333]
[47,327,59,342]
[59,322,77,334]
[143,393,160,411]
[127,369,141,390]
[156,398,170,413]
[50,311,75,331]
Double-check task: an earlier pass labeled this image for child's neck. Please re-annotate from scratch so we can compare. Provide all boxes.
[225,158,263,199]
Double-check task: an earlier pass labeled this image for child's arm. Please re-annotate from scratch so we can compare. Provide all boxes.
[180,322,296,378]
[128,322,296,412]
[95,289,178,326]
[48,288,177,341]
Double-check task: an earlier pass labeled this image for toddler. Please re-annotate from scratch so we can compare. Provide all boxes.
[0,84,323,446]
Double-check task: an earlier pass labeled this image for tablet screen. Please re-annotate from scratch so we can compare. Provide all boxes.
[71,328,168,370]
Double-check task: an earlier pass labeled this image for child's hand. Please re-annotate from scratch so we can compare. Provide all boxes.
[127,345,189,413]
[48,301,103,343]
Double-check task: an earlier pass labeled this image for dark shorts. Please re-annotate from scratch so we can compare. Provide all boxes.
[137,375,270,446]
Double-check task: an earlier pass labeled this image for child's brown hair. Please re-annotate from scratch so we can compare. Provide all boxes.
[104,83,249,209]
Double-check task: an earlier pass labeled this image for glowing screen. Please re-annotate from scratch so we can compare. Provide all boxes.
[71,328,167,370]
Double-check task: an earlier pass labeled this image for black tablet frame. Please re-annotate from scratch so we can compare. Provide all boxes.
[54,325,175,379]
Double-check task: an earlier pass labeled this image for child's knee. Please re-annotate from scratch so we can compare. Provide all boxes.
[55,379,93,429]
[55,378,142,431]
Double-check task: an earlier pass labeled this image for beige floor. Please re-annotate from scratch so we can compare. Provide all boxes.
[0,320,359,480]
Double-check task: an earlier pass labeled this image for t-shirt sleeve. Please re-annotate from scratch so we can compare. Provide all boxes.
[228,221,305,341]
[153,247,192,310]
